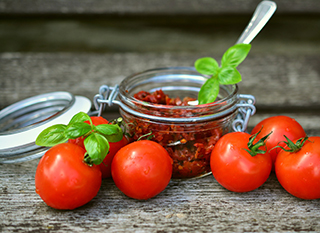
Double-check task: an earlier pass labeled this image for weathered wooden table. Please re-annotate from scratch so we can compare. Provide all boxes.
[1,0,320,232]
[2,159,320,232]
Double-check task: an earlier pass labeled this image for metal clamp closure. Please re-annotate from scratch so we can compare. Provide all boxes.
[93,85,120,116]
[232,94,256,132]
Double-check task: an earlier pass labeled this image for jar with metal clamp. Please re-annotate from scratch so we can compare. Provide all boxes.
[94,67,256,179]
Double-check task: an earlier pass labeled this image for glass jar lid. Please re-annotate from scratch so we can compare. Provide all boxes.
[0,92,91,163]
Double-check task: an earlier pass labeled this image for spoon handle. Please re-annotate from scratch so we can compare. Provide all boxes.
[236,1,277,44]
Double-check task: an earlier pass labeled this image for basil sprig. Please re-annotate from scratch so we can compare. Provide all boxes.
[195,44,251,105]
[35,112,123,165]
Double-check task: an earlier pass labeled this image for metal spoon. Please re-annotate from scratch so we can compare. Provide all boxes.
[236,0,277,44]
[187,0,277,106]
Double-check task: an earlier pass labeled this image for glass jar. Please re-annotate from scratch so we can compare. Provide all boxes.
[94,67,256,179]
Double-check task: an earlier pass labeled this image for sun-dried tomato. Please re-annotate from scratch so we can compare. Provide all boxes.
[124,89,225,178]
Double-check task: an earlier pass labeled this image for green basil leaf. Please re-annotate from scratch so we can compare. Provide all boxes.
[221,44,251,68]
[218,67,242,85]
[195,57,220,76]
[64,122,92,139]
[95,124,123,142]
[35,124,68,147]
[198,78,220,105]
[68,112,91,125]
[84,133,110,165]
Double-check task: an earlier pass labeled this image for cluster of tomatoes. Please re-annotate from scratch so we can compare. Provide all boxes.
[211,115,320,200]
[35,116,173,210]
[35,115,320,210]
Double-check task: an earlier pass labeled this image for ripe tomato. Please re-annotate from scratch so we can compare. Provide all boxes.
[210,132,272,192]
[99,136,129,178]
[111,140,173,200]
[35,143,102,210]
[275,136,320,200]
[251,115,306,169]
[69,116,128,178]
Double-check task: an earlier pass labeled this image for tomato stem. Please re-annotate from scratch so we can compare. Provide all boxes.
[273,136,309,153]
[83,153,94,167]
[111,117,123,127]
[245,128,272,157]
[137,131,154,141]
[112,117,133,139]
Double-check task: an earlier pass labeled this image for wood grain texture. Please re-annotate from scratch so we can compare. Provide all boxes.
[1,52,320,109]
[1,15,320,54]
[0,0,320,15]
[1,159,320,232]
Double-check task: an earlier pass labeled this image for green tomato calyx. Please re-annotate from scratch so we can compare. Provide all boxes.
[245,128,272,157]
[273,136,309,153]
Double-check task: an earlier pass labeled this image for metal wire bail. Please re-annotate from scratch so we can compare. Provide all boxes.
[233,94,256,132]
[93,85,120,116]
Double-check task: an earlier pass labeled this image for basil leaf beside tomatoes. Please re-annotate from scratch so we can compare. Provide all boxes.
[68,111,92,125]
[65,122,92,139]
[68,116,129,178]
[35,124,68,147]
[84,133,110,165]
[95,124,123,142]
[35,112,124,166]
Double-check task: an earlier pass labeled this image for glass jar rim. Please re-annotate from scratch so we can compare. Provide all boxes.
[119,66,239,111]
[119,66,239,109]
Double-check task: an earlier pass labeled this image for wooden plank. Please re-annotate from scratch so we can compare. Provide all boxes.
[1,52,320,110]
[0,0,320,15]
[1,15,320,54]
[1,159,320,232]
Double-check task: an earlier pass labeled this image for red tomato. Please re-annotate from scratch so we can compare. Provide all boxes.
[69,116,128,178]
[275,136,320,200]
[88,116,110,125]
[99,136,129,178]
[111,140,173,200]
[35,143,102,210]
[251,115,306,169]
[210,132,272,192]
